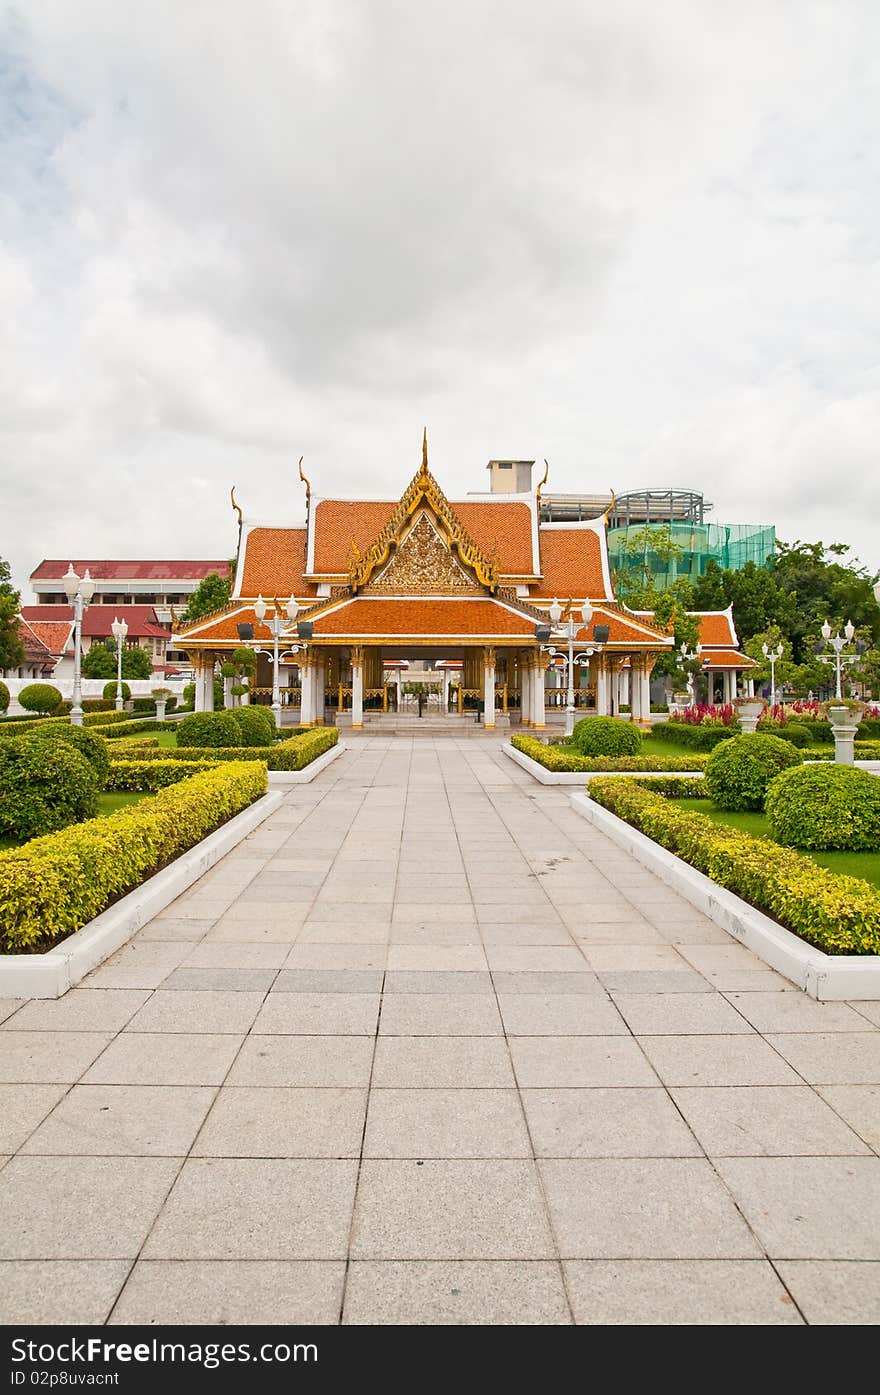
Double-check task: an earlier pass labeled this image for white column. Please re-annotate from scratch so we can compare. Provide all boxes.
[483,649,496,729]
[396,672,403,711]
[442,670,450,711]
[629,661,641,721]
[298,658,312,726]
[520,659,531,726]
[194,658,206,712]
[596,660,609,716]
[723,669,734,703]
[640,661,652,721]
[314,655,325,724]
[223,675,233,709]
[204,655,215,711]
[533,658,546,730]
[747,677,754,697]
[351,649,364,729]
[621,668,630,710]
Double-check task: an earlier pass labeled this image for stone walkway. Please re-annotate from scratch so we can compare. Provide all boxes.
[1,735,880,1325]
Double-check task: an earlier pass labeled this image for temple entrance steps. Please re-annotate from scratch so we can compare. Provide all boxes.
[335,712,511,735]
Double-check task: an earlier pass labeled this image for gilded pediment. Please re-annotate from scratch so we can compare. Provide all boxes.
[366,512,484,595]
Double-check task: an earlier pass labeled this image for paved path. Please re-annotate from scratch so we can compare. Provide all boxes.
[1,736,880,1325]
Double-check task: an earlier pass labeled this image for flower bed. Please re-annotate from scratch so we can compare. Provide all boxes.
[108,727,339,770]
[586,776,880,955]
[0,761,267,952]
[511,733,707,773]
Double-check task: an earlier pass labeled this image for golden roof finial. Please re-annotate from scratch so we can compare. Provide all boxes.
[297,455,311,506]
[230,486,243,527]
[537,459,550,510]
[601,489,617,525]
[421,427,428,475]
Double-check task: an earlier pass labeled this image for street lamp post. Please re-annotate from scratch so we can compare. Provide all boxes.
[111,616,129,711]
[679,641,702,706]
[547,600,595,737]
[819,619,860,701]
[62,564,96,726]
[253,593,301,730]
[761,640,784,708]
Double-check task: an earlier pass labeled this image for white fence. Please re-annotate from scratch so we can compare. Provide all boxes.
[2,676,190,716]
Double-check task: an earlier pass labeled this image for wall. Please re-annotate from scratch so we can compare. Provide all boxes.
[2,675,189,716]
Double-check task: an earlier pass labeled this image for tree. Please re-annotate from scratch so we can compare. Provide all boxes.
[82,642,153,680]
[0,557,24,672]
[772,540,880,663]
[690,558,728,611]
[180,567,233,623]
[743,624,797,695]
[613,526,687,605]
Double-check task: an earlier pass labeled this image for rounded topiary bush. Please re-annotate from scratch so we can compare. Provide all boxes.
[102,680,131,701]
[705,732,801,811]
[777,722,811,749]
[0,679,9,714]
[18,683,63,716]
[766,763,880,851]
[571,716,642,757]
[176,710,242,748]
[28,725,110,785]
[0,735,99,841]
[231,705,276,746]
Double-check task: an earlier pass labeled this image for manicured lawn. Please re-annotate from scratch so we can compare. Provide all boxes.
[555,735,707,762]
[154,731,178,748]
[677,797,880,892]
[0,791,151,850]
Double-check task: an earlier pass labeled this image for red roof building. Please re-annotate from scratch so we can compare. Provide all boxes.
[19,605,173,676]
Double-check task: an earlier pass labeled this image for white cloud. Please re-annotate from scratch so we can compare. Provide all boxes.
[2,0,878,594]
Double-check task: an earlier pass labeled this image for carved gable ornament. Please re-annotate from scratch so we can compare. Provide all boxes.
[367,512,483,595]
[346,432,500,594]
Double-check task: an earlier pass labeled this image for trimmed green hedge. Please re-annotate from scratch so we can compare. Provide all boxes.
[0,761,267,952]
[177,711,242,747]
[512,734,708,773]
[108,726,339,770]
[106,759,220,791]
[651,721,736,751]
[587,777,880,955]
[0,709,153,740]
[26,724,111,783]
[704,733,801,811]
[766,763,880,852]
[0,736,99,841]
[572,716,641,757]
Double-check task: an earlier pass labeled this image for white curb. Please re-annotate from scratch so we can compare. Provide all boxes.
[569,791,880,1001]
[268,741,345,785]
[0,790,284,1000]
[504,742,704,785]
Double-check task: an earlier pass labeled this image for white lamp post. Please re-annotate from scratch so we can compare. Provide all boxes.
[253,593,301,730]
[679,640,702,706]
[548,599,595,737]
[111,615,129,711]
[819,619,860,700]
[761,640,784,708]
[62,564,96,726]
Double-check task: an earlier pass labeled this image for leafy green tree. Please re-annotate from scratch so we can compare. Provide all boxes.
[0,557,24,672]
[772,541,880,663]
[82,642,153,680]
[613,526,687,604]
[743,624,796,694]
[180,567,233,623]
[690,558,728,611]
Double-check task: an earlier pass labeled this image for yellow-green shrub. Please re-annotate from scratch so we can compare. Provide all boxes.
[106,759,222,791]
[587,777,880,955]
[108,727,339,770]
[511,733,708,773]
[0,761,267,951]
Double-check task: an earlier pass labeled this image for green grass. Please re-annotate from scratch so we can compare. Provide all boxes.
[677,797,880,892]
[0,791,151,850]
[153,731,178,748]
[555,735,706,762]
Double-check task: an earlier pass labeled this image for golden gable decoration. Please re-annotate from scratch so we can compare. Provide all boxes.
[346,430,500,594]
[367,513,483,595]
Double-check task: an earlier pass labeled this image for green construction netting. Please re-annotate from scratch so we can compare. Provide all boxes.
[607,522,776,588]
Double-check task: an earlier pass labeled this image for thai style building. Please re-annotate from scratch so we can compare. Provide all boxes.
[172,437,684,728]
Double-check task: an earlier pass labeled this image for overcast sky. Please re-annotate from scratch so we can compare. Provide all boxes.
[3,0,879,595]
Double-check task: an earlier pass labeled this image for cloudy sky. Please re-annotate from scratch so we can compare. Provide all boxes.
[3,0,879,595]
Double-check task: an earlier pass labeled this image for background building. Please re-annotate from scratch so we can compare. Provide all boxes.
[30,559,228,624]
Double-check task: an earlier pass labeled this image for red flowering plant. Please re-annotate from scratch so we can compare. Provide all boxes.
[667,703,737,727]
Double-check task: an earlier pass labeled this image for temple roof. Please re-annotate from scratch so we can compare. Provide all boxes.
[694,608,739,648]
[532,522,613,600]
[238,527,316,598]
[700,647,758,670]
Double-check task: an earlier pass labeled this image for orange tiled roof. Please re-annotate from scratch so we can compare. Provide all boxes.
[26,620,73,655]
[696,612,737,646]
[239,528,316,597]
[701,648,757,669]
[533,528,611,600]
[312,499,535,576]
[567,605,673,647]
[311,598,538,638]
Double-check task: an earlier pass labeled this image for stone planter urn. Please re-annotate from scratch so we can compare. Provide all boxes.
[734,697,766,735]
[826,701,865,766]
[151,688,172,723]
